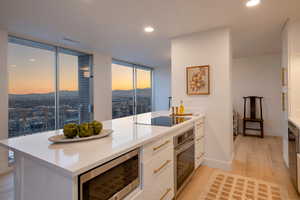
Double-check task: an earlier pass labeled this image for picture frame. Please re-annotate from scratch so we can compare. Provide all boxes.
[186,65,210,95]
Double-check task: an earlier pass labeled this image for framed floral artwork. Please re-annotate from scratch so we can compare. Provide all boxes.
[186,65,210,95]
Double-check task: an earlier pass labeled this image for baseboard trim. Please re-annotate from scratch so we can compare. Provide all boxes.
[203,156,233,171]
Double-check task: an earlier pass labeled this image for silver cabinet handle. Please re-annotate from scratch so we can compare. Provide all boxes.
[154,160,171,174]
[160,188,172,200]
[153,140,170,151]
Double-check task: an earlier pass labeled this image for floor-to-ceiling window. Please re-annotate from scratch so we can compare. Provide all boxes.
[136,67,152,114]
[8,36,93,138]
[112,60,153,119]
[58,49,93,128]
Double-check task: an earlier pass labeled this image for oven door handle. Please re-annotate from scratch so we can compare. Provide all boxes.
[175,141,194,155]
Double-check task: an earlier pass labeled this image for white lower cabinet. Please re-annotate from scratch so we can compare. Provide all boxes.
[134,117,206,200]
[195,137,205,168]
[140,136,174,200]
[195,117,205,169]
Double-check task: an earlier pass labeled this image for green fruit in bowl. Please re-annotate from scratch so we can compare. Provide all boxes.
[63,123,79,139]
[78,123,93,138]
[90,120,103,135]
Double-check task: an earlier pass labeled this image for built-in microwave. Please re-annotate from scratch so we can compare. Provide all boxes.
[79,149,140,200]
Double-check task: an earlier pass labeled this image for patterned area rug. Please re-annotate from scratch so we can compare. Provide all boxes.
[199,171,289,200]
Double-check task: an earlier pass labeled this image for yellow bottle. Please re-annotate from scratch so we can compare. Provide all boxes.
[179,100,185,114]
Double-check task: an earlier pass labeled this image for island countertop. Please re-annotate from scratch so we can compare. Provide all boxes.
[289,116,300,129]
[0,111,204,177]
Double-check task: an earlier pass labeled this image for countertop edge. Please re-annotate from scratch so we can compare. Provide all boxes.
[0,113,205,177]
[289,117,300,129]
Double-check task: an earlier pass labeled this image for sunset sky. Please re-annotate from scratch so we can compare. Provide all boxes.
[112,63,151,90]
[8,43,151,94]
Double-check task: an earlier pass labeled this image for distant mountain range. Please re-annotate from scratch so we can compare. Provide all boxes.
[9,91,78,100]
[112,88,151,98]
[9,88,151,100]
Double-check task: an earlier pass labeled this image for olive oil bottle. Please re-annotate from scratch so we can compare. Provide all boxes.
[179,100,185,114]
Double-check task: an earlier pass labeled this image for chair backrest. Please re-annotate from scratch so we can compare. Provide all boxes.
[243,96,263,120]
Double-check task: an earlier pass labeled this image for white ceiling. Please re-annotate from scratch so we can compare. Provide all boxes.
[0,0,300,68]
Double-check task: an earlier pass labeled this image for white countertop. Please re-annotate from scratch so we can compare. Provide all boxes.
[289,116,300,129]
[0,111,204,177]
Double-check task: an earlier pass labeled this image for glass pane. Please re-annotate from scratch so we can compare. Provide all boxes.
[176,145,195,190]
[8,42,55,137]
[112,63,134,119]
[82,154,139,200]
[136,68,152,114]
[59,51,92,128]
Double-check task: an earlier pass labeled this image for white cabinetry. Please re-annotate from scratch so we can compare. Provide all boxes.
[194,117,205,169]
[141,135,174,200]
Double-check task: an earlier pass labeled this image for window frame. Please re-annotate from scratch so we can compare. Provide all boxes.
[8,35,94,136]
[112,59,154,118]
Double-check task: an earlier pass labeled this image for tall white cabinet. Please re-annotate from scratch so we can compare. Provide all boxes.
[282,20,300,167]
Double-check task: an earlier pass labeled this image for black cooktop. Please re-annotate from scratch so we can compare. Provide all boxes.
[147,116,191,127]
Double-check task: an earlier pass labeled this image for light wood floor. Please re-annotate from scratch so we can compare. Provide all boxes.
[0,136,299,200]
[177,136,300,200]
[0,170,13,200]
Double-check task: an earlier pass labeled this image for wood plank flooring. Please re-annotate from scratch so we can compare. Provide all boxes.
[177,136,300,200]
[0,171,13,200]
[0,136,299,200]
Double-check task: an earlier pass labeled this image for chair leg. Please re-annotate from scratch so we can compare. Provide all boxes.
[243,120,246,136]
[260,122,264,138]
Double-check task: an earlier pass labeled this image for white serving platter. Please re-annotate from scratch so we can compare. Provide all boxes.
[48,129,113,143]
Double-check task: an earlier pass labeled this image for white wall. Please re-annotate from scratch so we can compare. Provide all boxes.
[0,30,9,174]
[93,53,113,121]
[171,28,233,170]
[153,65,171,111]
[232,54,283,136]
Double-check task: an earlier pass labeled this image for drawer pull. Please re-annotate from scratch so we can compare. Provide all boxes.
[154,160,171,174]
[160,188,172,200]
[197,153,205,160]
[153,140,170,151]
[196,136,204,142]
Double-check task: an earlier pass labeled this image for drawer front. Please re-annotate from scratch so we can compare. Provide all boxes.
[143,136,173,162]
[143,146,173,183]
[195,136,205,153]
[143,157,174,200]
[195,118,205,139]
[195,154,205,169]
[195,137,205,168]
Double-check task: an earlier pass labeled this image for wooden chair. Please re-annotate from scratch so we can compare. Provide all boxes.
[243,96,264,138]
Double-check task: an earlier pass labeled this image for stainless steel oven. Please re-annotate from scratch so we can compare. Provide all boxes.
[174,128,195,195]
[79,149,140,200]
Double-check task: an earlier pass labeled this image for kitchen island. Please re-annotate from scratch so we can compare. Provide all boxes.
[0,111,205,200]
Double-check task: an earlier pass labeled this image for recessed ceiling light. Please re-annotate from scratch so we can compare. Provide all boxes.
[246,0,261,7]
[29,58,36,62]
[144,26,154,33]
